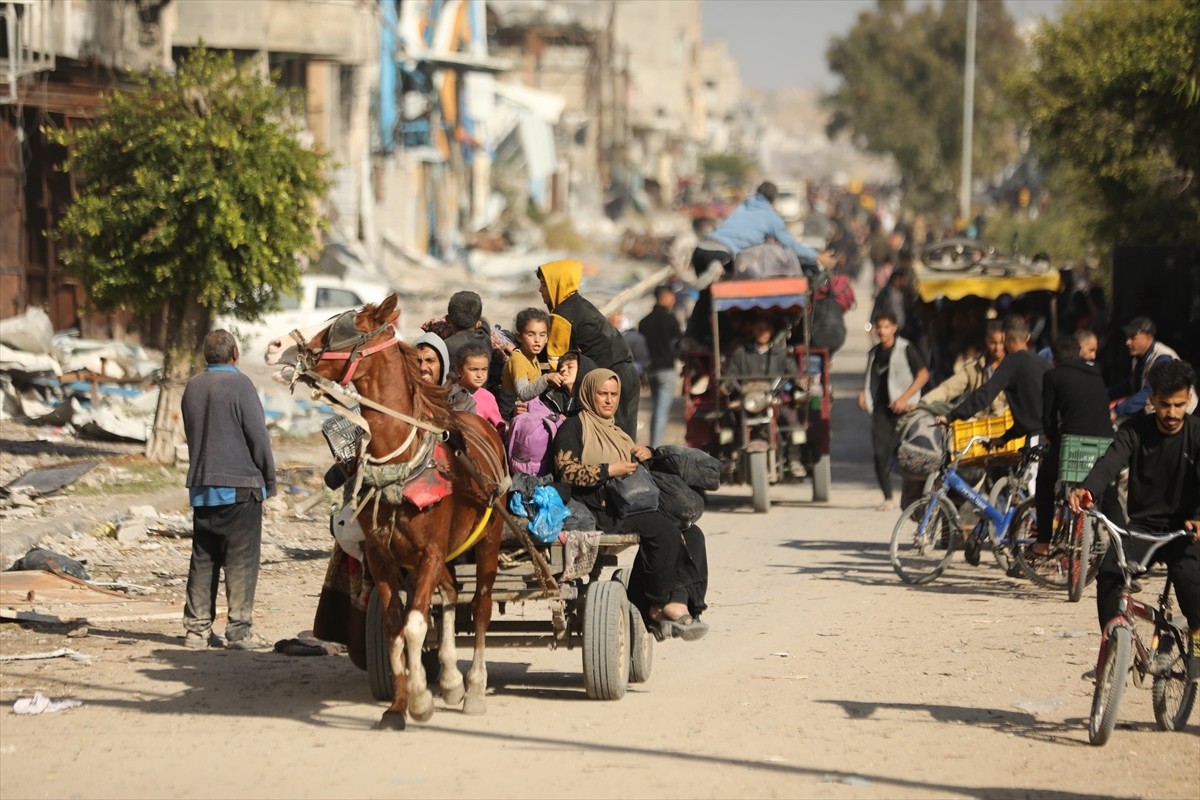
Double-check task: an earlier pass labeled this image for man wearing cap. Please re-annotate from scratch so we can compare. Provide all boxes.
[1109,317,1194,422]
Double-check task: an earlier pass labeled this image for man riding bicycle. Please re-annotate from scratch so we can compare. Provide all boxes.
[1069,359,1200,682]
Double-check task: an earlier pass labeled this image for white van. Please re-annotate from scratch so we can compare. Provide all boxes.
[215,272,395,361]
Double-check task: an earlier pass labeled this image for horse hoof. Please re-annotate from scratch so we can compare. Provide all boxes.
[409,691,435,723]
[441,683,465,706]
[462,695,487,716]
[378,711,407,731]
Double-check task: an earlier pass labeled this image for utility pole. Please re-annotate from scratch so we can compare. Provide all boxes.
[959,0,977,228]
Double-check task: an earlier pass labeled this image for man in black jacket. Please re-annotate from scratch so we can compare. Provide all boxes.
[946,315,1049,445]
[1034,334,1116,553]
[1070,360,1200,680]
[639,285,681,448]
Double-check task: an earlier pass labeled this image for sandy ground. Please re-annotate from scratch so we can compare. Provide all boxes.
[1,270,1197,800]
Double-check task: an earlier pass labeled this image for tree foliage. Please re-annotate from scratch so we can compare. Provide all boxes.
[52,46,329,324]
[50,46,329,460]
[823,0,1023,211]
[700,151,758,187]
[1009,0,1200,248]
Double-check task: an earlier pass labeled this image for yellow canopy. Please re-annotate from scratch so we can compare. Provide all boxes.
[914,264,1061,303]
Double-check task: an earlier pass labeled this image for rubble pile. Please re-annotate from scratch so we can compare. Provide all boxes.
[0,308,161,443]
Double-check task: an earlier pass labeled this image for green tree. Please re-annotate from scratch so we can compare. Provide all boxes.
[51,47,329,462]
[700,151,758,188]
[1009,0,1200,252]
[824,0,1023,211]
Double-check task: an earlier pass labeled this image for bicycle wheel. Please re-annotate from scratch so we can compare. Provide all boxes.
[1008,498,1069,589]
[1152,624,1197,732]
[1089,625,1132,746]
[986,476,1020,571]
[890,494,958,585]
[1066,507,1092,603]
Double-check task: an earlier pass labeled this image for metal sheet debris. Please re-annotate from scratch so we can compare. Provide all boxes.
[5,461,100,497]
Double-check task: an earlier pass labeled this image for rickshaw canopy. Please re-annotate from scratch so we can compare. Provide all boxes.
[711,276,810,313]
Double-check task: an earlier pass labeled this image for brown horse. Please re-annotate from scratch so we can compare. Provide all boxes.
[267,293,505,730]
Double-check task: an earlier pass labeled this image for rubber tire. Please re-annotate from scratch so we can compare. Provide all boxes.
[1066,509,1092,603]
[889,494,959,585]
[612,569,653,684]
[1089,625,1132,746]
[582,581,630,700]
[1008,498,1068,589]
[986,476,1018,571]
[811,454,831,503]
[749,449,769,513]
[366,587,395,702]
[1152,626,1197,732]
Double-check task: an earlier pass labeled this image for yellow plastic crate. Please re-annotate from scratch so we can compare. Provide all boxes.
[950,410,1025,462]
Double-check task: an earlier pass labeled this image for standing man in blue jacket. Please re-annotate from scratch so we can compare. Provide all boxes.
[181,330,276,650]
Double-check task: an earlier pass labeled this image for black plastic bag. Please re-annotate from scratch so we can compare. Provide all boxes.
[606,465,660,518]
[652,445,721,491]
[651,471,705,529]
[6,547,90,581]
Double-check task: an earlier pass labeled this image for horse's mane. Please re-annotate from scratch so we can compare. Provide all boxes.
[393,339,459,431]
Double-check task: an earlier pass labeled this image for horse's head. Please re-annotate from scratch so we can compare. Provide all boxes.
[266,293,402,388]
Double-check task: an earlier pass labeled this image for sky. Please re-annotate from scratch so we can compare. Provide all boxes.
[701,0,1064,91]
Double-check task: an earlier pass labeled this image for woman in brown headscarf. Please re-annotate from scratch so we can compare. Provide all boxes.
[552,368,708,641]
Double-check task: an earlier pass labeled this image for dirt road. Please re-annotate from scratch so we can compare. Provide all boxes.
[2,276,1196,799]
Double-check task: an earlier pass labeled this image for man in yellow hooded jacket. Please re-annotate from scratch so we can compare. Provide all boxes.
[538,259,640,437]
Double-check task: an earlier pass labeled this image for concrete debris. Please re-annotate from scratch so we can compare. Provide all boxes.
[0,307,55,354]
[116,519,151,543]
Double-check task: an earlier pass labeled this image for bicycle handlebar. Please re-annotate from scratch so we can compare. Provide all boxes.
[1080,506,1190,579]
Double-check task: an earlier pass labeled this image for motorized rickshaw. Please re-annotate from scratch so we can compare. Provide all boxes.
[682,276,832,511]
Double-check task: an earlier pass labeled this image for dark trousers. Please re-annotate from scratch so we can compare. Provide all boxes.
[184,496,263,642]
[1096,534,1200,633]
[683,246,733,345]
[871,407,900,500]
[1035,450,1058,544]
[600,507,708,615]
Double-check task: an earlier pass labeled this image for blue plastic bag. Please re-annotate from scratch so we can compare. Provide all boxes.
[508,492,529,518]
[529,485,571,543]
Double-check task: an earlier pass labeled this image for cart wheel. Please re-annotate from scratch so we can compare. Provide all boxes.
[367,588,438,701]
[366,587,395,702]
[582,581,629,700]
[811,454,831,503]
[612,569,653,684]
[749,450,769,513]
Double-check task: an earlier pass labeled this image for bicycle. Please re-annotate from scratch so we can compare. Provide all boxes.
[889,436,1041,585]
[1007,434,1110,600]
[1077,498,1196,745]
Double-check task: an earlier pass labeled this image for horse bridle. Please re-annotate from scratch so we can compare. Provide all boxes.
[291,310,400,387]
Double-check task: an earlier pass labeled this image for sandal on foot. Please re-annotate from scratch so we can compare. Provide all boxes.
[654,614,709,642]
